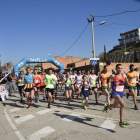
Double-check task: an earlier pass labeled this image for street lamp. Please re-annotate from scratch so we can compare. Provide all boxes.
[88,14,105,58]
[48,54,51,68]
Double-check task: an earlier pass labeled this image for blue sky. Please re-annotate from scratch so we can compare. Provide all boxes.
[0,0,140,66]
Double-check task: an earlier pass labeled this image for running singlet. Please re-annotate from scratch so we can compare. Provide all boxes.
[76,75,83,85]
[34,74,40,87]
[40,75,45,86]
[71,75,75,83]
[24,74,33,88]
[18,79,24,86]
[102,73,110,88]
[83,82,89,91]
[113,74,125,93]
[90,75,97,87]
[65,78,72,87]
[128,71,137,86]
[45,75,55,89]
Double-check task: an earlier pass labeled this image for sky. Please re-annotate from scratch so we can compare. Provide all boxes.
[0,0,140,66]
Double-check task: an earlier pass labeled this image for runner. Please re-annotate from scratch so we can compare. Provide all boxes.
[33,69,41,103]
[40,71,46,100]
[126,64,139,110]
[70,71,76,99]
[43,68,57,108]
[63,72,73,105]
[22,67,35,109]
[16,73,25,103]
[53,72,58,101]
[98,65,111,105]
[75,70,83,99]
[89,69,99,104]
[80,75,91,110]
[58,73,63,92]
[103,64,128,128]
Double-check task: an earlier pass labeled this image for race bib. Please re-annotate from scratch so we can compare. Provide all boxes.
[35,80,39,83]
[116,86,124,92]
[131,78,136,83]
[105,82,108,86]
[48,84,53,88]
[66,84,70,87]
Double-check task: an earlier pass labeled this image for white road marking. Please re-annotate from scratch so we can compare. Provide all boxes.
[128,121,140,124]
[100,120,116,130]
[14,114,35,124]
[9,108,21,113]
[4,108,25,140]
[27,126,55,140]
[15,131,25,140]
[36,108,54,115]
[61,113,80,122]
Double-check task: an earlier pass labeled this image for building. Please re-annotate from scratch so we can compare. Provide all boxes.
[118,28,140,45]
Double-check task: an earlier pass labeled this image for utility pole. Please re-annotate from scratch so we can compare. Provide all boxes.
[124,38,126,53]
[91,14,95,58]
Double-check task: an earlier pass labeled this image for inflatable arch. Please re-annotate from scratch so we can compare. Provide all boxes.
[13,57,64,75]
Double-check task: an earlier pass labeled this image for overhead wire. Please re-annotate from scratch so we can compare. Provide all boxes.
[59,23,90,57]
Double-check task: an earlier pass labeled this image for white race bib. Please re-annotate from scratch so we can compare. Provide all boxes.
[35,80,39,83]
[105,82,108,86]
[131,78,136,83]
[48,84,53,88]
[116,86,124,92]
[66,84,70,87]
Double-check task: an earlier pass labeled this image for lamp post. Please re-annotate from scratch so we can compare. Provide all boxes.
[89,14,105,58]
[48,54,51,68]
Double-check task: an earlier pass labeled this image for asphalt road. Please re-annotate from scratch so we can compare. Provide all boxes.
[0,89,140,140]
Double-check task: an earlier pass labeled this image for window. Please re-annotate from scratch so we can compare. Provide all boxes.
[122,41,124,44]
[134,38,136,40]
[125,35,128,38]
[130,33,133,37]
[130,39,132,42]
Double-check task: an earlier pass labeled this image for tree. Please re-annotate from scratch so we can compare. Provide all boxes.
[0,66,2,72]
[134,47,138,62]
[104,45,108,62]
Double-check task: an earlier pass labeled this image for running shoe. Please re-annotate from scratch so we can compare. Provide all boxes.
[20,99,23,103]
[98,92,102,98]
[76,96,79,100]
[43,97,46,100]
[84,106,87,110]
[72,95,74,99]
[126,93,129,99]
[35,98,37,103]
[96,102,99,105]
[119,122,127,128]
[103,104,108,113]
[82,99,85,103]
[36,99,40,103]
[135,105,139,110]
[48,103,51,108]
[55,96,57,100]
[30,101,33,104]
[52,98,54,103]
[63,93,65,96]
[27,105,30,109]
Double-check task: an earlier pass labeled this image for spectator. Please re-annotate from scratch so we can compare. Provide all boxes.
[134,67,140,96]
[0,73,7,85]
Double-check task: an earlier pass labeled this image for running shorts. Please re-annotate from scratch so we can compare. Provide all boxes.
[129,86,137,90]
[111,90,124,98]
[46,88,54,95]
[25,88,34,92]
[83,90,89,98]
[102,86,110,91]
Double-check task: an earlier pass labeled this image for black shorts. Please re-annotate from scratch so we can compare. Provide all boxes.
[46,88,54,95]
[65,86,72,91]
[90,87,97,90]
[18,86,24,92]
[34,86,40,90]
[25,88,34,92]
[40,85,45,90]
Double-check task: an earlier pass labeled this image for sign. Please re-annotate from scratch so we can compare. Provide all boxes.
[92,60,97,65]
[89,58,100,60]
[106,60,111,66]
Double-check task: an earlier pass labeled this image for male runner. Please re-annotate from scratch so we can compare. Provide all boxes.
[98,65,111,105]
[70,71,76,99]
[22,67,35,109]
[103,64,128,128]
[43,68,57,108]
[33,69,41,103]
[89,69,99,104]
[126,64,139,110]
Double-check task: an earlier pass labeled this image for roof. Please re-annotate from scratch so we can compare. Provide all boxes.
[120,28,139,36]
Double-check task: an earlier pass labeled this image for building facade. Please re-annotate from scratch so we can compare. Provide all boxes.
[118,28,140,45]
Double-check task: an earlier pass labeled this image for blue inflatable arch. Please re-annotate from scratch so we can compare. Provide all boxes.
[13,57,64,75]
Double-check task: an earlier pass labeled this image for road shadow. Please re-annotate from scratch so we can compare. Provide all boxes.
[53,113,116,133]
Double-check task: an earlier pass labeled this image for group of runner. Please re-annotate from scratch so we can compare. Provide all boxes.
[1,63,140,128]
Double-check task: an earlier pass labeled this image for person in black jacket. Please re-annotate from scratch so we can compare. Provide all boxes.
[0,73,7,85]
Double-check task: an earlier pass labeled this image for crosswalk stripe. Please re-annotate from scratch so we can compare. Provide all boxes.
[14,114,35,124]
[36,109,54,115]
[61,113,80,122]
[27,126,55,140]
[15,131,25,140]
[9,108,21,113]
[100,120,116,130]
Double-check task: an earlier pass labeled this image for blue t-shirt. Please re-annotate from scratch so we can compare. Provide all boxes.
[24,74,33,84]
